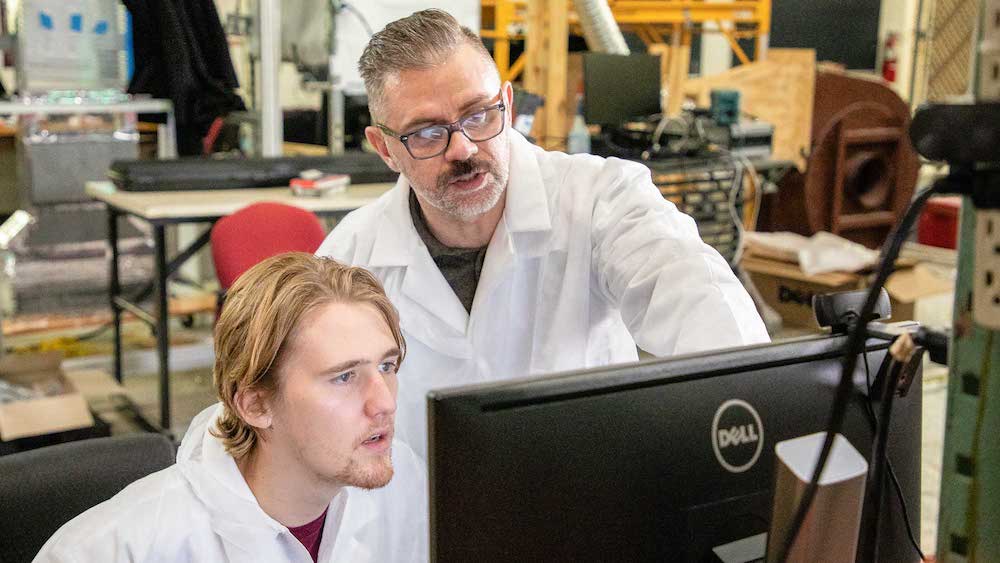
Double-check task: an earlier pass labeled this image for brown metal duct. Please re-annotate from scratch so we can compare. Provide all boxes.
[759,70,920,249]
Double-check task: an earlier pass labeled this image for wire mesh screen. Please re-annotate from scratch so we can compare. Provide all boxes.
[641,156,744,265]
[925,0,978,101]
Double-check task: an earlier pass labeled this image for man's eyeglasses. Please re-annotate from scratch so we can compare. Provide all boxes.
[377,98,506,160]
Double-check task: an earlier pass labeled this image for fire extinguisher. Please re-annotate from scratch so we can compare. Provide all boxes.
[882,32,898,83]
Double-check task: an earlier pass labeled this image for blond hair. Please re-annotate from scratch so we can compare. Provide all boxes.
[358,9,496,120]
[211,252,405,460]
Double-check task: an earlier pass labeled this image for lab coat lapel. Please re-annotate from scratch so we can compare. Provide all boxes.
[473,131,553,312]
[322,489,377,563]
[367,179,471,353]
[215,523,283,562]
[400,253,469,333]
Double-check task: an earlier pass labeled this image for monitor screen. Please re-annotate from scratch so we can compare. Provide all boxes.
[583,53,662,125]
[427,335,921,562]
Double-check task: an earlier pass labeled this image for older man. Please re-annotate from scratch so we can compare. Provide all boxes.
[318,9,769,459]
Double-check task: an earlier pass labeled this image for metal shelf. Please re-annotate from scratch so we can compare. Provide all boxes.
[0,98,177,159]
[0,98,173,117]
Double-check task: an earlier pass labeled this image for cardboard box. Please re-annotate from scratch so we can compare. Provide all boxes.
[743,256,953,330]
[0,352,94,441]
[882,264,955,323]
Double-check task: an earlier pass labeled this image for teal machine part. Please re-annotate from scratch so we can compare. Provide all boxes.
[938,206,1000,562]
[710,89,741,126]
[937,1,1000,560]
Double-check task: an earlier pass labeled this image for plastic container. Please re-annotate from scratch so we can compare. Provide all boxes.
[290,171,350,197]
[917,196,962,249]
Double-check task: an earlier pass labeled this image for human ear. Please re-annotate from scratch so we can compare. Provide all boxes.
[366,126,401,173]
[234,387,274,430]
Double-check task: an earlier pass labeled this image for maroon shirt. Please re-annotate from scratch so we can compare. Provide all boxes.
[288,509,328,562]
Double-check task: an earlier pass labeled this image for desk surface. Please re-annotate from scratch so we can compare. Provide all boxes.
[85,181,394,220]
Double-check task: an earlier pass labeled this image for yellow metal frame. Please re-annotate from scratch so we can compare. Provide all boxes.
[481,0,772,83]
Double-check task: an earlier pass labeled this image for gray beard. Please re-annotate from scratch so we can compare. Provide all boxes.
[426,161,508,221]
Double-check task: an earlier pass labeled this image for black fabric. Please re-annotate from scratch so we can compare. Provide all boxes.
[123,0,245,156]
[409,190,487,313]
[0,434,176,563]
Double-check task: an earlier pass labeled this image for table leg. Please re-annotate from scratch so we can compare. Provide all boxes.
[108,209,123,383]
[153,225,172,434]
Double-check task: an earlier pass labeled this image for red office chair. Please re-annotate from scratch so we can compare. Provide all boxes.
[211,202,327,294]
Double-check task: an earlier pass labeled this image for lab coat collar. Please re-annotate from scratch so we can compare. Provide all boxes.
[178,405,379,562]
[469,131,554,312]
[177,411,288,559]
[368,176,470,336]
[367,175,419,269]
[503,130,552,238]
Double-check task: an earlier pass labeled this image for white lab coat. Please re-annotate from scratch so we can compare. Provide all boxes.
[317,130,769,460]
[33,404,428,563]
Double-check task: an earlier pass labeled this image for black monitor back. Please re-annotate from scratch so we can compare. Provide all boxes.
[427,335,921,562]
[583,53,662,125]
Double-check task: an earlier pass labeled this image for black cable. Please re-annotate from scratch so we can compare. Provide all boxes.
[862,350,927,561]
[773,184,941,562]
[861,357,902,562]
[888,459,926,560]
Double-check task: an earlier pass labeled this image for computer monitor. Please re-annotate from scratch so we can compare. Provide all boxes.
[427,334,921,562]
[583,53,662,125]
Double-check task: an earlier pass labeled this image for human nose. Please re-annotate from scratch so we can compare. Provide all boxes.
[363,371,397,419]
[443,128,478,162]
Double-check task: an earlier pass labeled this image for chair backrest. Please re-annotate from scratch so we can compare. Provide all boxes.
[211,202,327,290]
[0,434,176,563]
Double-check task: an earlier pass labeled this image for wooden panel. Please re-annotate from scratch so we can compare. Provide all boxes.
[666,37,691,116]
[525,0,568,151]
[682,48,816,171]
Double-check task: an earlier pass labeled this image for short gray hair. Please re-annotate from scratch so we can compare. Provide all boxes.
[359,9,496,121]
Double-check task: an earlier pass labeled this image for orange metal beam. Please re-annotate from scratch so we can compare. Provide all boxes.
[718,24,752,66]
[481,0,772,82]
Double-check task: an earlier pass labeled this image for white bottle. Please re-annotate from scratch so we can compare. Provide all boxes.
[566,97,591,154]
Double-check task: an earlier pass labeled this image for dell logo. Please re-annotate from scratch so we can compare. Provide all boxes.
[711,399,764,473]
[718,424,760,448]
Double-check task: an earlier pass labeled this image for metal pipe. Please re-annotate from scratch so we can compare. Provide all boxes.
[113,296,156,327]
[572,0,630,55]
[907,0,926,103]
[259,0,282,157]
[328,88,345,154]
[328,1,344,154]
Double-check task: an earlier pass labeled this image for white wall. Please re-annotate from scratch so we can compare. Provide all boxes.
[331,0,479,96]
[879,0,923,100]
[700,0,735,77]
[214,0,479,110]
